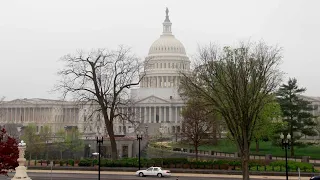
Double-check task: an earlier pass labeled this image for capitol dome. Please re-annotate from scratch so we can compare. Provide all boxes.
[148,8,186,55]
[148,35,186,55]
[140,8,190,89]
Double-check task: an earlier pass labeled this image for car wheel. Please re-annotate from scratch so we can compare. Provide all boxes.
[139,172,144,177]
[157,173,162,177]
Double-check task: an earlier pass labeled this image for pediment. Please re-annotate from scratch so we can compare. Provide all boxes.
[135,95,169,104]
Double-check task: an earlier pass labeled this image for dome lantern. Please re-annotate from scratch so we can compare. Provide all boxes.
[163,7,172,35]
[148,8,187,55]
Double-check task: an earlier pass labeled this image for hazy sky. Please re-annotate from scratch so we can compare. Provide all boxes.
[1,0,319,100]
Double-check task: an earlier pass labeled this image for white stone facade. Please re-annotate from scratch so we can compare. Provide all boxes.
[0,98,79,134]
[0,8,190,137]
[114,8,190,136]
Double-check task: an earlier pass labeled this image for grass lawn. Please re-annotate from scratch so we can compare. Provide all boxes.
[170,139,320,159]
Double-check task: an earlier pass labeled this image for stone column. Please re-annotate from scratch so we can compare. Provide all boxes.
[154,107,157,123]
[158,106,162,123]
[144,107,147,124]
[6,108,8,123]
[175,106,178,124]
[23,107,26,123]
[149,106,152,123]
[164,106,167,122]
[164,76,167,87]
[177,107,180,123]
[14,108,17,123]
[11,140,32,180]
[169,106,172,122]
[32,108,35,123]
[161,76,163,87]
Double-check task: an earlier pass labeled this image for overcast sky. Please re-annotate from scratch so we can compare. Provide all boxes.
[0,0,319,100]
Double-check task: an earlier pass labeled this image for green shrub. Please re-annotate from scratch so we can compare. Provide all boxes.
[68,159,75,166]
[78,159,92,166]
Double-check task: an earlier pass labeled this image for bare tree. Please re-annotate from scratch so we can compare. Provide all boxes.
[56,46,146,160]
[2,123,22,139]
[0,97,6,123]
[316,118,320,140]
[179,42,282,180]
[181,99,213,160]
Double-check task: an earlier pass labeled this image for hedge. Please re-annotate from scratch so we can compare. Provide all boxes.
[77,158,316,172]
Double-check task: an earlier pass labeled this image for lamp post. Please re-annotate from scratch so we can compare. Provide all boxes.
[96,137,103,180]
[280,133,291,180]
[12,140,31,180]
[137,131,143,170]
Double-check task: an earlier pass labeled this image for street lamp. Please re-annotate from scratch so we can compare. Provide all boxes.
[280,133,291,180]
[96,136,103,180]
[12,140,31,180]
[136,131,143,170]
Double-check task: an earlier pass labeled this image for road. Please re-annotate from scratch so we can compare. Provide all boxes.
[0,172,312,180]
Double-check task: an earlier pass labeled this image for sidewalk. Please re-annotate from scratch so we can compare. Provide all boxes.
[27,169,314,180]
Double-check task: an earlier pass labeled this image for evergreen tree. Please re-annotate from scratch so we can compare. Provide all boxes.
[276,78,317,156]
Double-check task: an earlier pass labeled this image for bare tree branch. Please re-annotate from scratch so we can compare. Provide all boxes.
[54,45,146,160]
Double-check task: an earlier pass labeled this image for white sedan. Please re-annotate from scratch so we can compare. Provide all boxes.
[135,167,171,177]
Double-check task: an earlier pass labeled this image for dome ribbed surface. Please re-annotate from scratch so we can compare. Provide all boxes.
[148,35,186,55]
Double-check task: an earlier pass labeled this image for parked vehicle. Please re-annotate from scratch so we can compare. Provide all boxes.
[311,176,320,180]
[135,167,171,177]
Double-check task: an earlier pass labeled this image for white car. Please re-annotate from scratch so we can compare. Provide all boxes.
[135,167,171,177]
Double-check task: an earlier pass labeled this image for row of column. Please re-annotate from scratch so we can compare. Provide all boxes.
[0,107,79,124]
[142,76,180,88]
[0,107,46,123]
[119,106,182,124]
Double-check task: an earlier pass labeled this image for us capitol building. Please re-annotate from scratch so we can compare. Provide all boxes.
[0,8,190,139]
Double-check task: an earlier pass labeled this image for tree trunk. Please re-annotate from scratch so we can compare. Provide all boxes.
[290,131,294,157]
[240,132,250,180]
[241,151,250,180]
[290,141,294,157]
[255,139,259,152]
[212,126,218,145]
[195,145,198,161]
[28,153,32,166]
[106,123,118,160]
[60,151,63,160]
